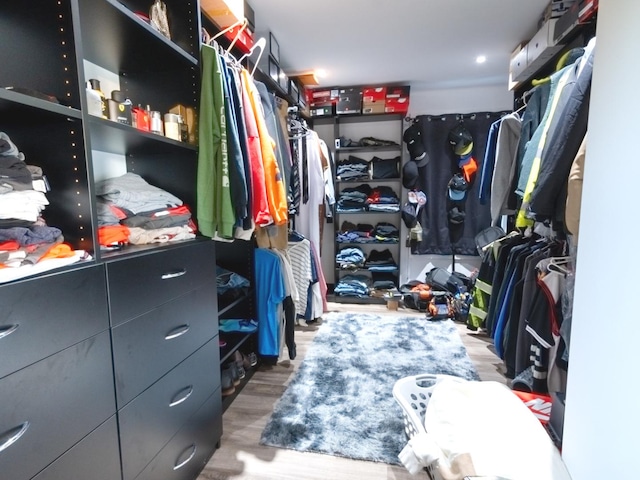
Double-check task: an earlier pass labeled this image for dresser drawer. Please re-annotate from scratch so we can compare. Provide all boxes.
[106,241,216,326]
[119,338,220,480]
[32,416,121,480]
[135,390,222,480]
[0,264,109,379]
[112,285,218,407]
[0,331,115,480]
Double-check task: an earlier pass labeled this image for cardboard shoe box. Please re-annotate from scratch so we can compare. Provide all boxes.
[363,101,386,115]
[362,87,386,115]
[336,88,362,115]
[362,87,386,103]
[169,104,197,144]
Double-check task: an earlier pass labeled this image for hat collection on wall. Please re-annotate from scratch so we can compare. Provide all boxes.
[401,120,480,244]
[446,122,479,243]
[401,123,429,236]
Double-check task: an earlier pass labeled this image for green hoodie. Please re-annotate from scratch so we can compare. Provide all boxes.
[197,46,234,238]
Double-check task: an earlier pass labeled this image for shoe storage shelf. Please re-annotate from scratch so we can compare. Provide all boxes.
[0,2,222,480]
[315,113,404,304]
[215,240,259,413]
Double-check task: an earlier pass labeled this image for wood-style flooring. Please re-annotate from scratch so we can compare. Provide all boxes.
[197,303,506,480]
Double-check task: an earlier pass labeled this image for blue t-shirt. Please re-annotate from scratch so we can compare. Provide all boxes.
[254,248,285,356]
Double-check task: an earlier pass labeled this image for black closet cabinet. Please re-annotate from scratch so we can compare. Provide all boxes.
[0,2,222,480]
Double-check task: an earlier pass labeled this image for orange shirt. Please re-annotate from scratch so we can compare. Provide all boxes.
[242,69,288,226]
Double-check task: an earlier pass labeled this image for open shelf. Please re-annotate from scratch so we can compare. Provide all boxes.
[0,89,82,123]
[87,115,196,155]
[218,292,251,317]
[78,0,198,74]
[336,145,401,153]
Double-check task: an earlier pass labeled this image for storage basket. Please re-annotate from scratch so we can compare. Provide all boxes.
[392,374,466,480]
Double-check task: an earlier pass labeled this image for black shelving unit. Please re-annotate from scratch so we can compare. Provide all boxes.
[0,3,221,480]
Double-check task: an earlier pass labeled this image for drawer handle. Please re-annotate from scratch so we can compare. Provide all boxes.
[0,324,19,340]
[161,269,187,280]
[173,443,197,470]
[0,422,30,453]
[169,385,194,407]
[165,324,190,340]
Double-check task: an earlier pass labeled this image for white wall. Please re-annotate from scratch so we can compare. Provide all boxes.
[562,2,639,478]
[407,84,513,117]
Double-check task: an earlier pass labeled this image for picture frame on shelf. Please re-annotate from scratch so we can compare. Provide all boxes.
[269,57,279,84]
[289,80,300,104]
[279,69,289,92]
[269,32,280,63]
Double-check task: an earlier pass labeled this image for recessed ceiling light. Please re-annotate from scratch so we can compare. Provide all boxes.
[315,68,328,78]
[476,55,487,64]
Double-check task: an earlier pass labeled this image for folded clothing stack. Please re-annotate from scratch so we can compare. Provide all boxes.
[334,274,371,297]
[367,185,400,212]
[336,155,370,181]
[336,246,366,269]
[365,248,398,272]
[336,184,371,212]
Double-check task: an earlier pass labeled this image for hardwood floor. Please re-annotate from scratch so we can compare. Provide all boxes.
[198,303,506,480]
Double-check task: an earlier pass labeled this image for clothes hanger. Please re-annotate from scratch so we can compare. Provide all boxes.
[210,18,247,44]
[237,37,267,77]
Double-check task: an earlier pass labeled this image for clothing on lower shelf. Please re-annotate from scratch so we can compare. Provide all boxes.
[336,247,366,269]
[334,274,371,297]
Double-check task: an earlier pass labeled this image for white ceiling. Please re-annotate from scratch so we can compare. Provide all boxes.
[247,0,550,90]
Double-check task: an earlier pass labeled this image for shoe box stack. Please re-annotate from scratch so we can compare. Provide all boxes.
[307,85,410,117]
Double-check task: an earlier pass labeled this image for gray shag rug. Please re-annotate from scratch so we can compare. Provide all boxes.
[259,312,480,465]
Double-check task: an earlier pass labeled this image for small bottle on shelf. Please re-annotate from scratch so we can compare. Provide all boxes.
[87,79,108,118]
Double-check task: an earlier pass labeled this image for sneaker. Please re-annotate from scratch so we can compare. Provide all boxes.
[245,352,258,368]
[220,366,236,397]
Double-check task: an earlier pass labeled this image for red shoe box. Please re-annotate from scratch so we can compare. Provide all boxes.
[512,391,552,425]
[307,88,339,105]
[223,25,254,54]
[384,97,409,114]
[362,87,386,103]
[386,85,411,99]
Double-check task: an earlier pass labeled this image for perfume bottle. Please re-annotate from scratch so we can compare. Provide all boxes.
[107,90,132,125]
[85,81,103,117]
[87,79,107,118]
[132,104,150,132]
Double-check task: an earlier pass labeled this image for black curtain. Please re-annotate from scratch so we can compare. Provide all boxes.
[412,111,509,256]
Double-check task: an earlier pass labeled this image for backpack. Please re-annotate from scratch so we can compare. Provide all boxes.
[400,280,432,312]
[424,267,465,294]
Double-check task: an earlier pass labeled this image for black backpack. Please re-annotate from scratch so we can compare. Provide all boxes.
[424,267,466,294]
[400,280,430,312]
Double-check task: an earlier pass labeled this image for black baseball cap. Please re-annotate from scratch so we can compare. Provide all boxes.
[448,124,473,156]
[447,173,468,201]
[402,161,419,189]
[403,124,430,166]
